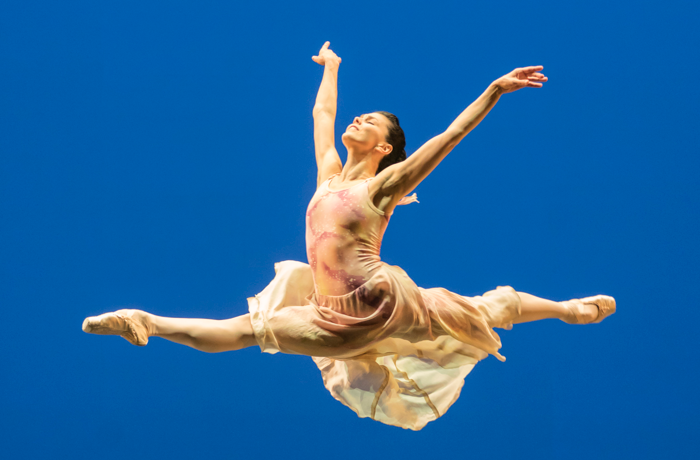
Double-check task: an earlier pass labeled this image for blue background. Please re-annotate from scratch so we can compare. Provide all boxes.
[1,1,698,458]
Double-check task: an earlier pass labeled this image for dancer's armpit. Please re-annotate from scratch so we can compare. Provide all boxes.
[375,132,455,198]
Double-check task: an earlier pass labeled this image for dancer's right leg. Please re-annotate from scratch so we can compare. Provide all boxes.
[83,310,258,353]
[151,313,257,352]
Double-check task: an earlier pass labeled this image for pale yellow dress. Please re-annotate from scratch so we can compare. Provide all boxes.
[247,174,521,430]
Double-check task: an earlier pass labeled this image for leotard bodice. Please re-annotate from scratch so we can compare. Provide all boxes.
[305,174,390,296]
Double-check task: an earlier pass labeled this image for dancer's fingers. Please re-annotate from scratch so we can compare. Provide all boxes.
[527,81,543,88]
[320,41,330,52]
[522,65,544,73]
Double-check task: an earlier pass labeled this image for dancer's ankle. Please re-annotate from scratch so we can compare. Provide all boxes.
[139,311,157,337]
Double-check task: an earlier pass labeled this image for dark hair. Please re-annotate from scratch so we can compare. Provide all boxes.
[375,111,406,174]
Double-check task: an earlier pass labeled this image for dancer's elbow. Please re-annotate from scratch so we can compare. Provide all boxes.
[443,128,468,148]
[443,128,464,143]
[313,105,336,118]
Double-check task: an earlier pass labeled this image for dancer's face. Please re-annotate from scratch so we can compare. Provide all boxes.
[341,112,393,158]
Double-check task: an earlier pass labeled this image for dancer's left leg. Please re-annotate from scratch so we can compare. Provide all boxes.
[513,291,598,324]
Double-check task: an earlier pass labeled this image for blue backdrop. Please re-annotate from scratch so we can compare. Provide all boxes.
[1,1,698,459]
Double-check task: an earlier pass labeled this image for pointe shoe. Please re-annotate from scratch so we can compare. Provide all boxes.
[561,295,616,325]
[82,309,150,346]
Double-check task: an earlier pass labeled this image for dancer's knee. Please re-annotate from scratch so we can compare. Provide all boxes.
[266,310,347,356]
[189,316,257,353]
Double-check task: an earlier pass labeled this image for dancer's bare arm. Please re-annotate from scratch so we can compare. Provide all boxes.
[376,67,548,199]
[312,42,343,188]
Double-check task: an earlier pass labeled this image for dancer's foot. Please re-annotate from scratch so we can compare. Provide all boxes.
[560,295,616,324]
[82,309,153,346]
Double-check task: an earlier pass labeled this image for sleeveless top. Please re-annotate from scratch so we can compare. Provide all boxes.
[305,173,418,296]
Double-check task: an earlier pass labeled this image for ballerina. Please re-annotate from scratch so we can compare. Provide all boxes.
[83,41,615,430]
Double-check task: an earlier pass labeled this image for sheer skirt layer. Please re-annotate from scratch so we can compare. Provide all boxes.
[247,260,521,430]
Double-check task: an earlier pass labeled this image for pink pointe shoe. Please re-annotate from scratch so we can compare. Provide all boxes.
[561,295,616,324]
[82,309,151,346]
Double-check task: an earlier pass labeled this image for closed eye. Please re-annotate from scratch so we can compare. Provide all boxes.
[360,114,376,126]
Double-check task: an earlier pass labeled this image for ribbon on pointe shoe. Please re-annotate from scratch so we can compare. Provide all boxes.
[561,299,590,324]
[561,295,616,325]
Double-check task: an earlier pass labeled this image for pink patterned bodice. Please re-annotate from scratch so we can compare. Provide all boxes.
[305,174,390,296]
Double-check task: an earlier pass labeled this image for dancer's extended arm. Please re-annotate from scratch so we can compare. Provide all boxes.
[376,67,548,199]
[312,42,343,188]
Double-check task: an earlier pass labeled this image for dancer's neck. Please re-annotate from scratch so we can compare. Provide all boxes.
[338,151,380,183]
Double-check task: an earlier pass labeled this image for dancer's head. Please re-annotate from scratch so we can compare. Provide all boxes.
[341,111,406,174]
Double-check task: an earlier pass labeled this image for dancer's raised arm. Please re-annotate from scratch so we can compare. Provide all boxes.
[311,42,343,188]
[376,66,547,199]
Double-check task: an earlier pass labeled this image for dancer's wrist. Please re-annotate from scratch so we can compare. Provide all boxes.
[324,59,340,70]
[489,81,505,96]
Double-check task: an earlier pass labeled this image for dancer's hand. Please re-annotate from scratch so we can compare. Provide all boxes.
[312,41,342,67]
[493,66,547,94]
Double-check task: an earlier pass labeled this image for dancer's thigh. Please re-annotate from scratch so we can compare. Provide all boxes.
[266,306,348,357]
[421,285,522,331]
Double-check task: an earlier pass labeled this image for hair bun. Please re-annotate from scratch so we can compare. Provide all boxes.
[376,111,407,174]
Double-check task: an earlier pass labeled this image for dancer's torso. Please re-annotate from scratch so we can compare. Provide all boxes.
[306,174,390,296]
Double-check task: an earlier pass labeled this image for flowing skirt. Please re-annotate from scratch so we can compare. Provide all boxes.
[247,260,521,430]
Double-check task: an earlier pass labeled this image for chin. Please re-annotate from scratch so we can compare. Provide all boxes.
[341,132,357,145]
